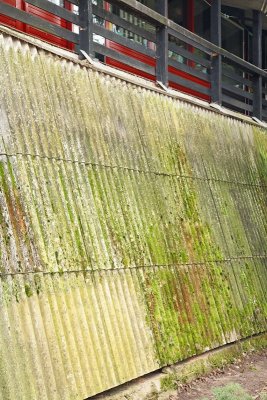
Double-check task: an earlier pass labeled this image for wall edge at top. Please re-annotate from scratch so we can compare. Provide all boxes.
[0,23,266,130]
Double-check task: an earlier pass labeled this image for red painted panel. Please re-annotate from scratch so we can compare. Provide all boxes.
[104,1,210,101]
[106,57,156,81]
[168,65,210,101]
[105,40,210,100]
[168,65,210,88]
[105,39,156,81]
[0,0,74,50]
[106,39,155,67]
[0,0,16,27]
[24,1,73,49]
[169,81,210,101]
[0,0,24,30]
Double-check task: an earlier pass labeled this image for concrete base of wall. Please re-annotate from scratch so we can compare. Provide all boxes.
[90,332,267,400]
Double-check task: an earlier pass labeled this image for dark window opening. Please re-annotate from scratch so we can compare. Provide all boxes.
[168,0,185,25]
[263,31,267,69]
[194,0,210,40]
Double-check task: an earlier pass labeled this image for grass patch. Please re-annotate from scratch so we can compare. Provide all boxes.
[201,383,267,400]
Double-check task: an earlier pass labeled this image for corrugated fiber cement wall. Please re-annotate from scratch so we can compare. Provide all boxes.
[0,28,266,400]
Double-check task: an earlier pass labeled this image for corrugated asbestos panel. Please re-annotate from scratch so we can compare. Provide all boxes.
[0,28,266,399]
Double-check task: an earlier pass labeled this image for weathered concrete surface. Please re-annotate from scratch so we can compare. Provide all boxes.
[0,27,266,400]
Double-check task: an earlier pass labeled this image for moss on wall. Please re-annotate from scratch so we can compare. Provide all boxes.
[0,30,266,399]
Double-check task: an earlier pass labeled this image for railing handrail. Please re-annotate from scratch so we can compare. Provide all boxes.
[168,21,267,78]
[0,0,266,121]
[112,0,267,79]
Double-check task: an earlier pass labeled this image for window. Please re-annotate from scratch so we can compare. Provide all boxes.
[48,0,63,4]
[222,17,244,58]
[168,0,185,25]
[263,31,267,69]
[194,0,210,40]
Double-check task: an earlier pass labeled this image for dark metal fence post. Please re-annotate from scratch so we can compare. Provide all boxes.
[79,0,94,59]
[210,0,222,104]
[252,10,263,120]
[156,0,168,86]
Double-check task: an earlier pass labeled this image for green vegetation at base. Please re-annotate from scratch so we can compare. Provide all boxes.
[160,374,178,391]
[201,383,267,400]
[160,334,267,393]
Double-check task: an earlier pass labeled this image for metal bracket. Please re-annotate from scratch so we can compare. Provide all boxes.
[210,102,226,113]
[80,49,98,65]
[252,116,267,127]
[156,80,169,92]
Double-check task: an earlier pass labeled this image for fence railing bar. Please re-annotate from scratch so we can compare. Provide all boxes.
[169,72,210,96]
[222,83,254,101]
[169,23,267,78]
[1,0,266,121]
[93,42,155,75]
[92,4,156,43]
[93,24,156,57]
[107,0,267,79]
[0,2,79,43]
[168,27,213,56]
[25,0,80,25]
[106,0,167,25]
[222,95,253,112]
[171,24,265,79]
[65,0,79,5]
[168,41,211,68]
[168,58,210,82]
[222,69,253,87]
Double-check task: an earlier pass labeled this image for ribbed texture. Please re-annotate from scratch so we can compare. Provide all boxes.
[0,28,266,399]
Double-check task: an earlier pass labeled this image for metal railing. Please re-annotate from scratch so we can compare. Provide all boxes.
[0,0,267,121]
